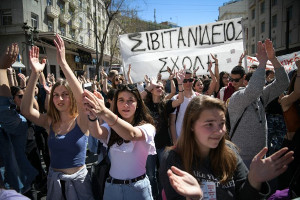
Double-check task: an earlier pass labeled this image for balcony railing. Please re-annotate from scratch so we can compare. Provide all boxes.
[46,5,60,18]
[59,12,71,24]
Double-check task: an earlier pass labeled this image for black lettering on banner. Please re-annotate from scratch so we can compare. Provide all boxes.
[226,22,235,41]
[212,23,224,44]
[145,33,151,50]
[182,56,192,69]
[150,32,160,50]
[159,57,168,72]
[188,27,198,47]
[194,56,205,70]
[128,33,146,52]
[177,27,186,48]
[235,20,243,40]
[223,23,226,42]
[200,25,211,45]
[171,56,180,71]
[161,32,165,48]
[164,29,177,49]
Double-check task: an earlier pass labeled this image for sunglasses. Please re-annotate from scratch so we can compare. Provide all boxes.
[229,77,242,82]
[117,84,137,90]
[183,78,194,83]
[16,95,23,99]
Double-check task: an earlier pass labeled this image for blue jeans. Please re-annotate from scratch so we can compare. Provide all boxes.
[0,96,38,193]
[146,148,165,200]
[103,176,153,200]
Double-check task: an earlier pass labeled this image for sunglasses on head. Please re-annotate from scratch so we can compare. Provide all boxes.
[229,77,242,82]
[183,78,194,83]
[117,84,137,90]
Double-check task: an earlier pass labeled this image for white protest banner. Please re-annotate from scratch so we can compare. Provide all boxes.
[246,51,300,72]
[119,18,244,83]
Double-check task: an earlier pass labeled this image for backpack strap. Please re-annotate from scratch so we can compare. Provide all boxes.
[229,107,247,141]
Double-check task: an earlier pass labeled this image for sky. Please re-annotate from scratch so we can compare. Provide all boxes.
[131,0,230,27]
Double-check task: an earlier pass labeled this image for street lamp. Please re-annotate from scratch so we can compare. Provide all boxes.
[22,22,39,46]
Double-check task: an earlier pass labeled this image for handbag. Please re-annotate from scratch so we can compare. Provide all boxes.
[91,147,110,200]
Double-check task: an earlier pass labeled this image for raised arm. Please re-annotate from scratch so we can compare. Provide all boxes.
[53,34,88,132]
[83,89,149,141]
[206,61,217,96]
[171,69,185,108]
[165,69,176,100]
[21,46,48,129]
[0,43,19,97]
[211,54,220,93]
[127,64,133,84]
[238,50,246,66]
[101,69,109,95]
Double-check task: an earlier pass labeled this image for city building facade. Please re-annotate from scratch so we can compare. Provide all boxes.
[0,0,119,78]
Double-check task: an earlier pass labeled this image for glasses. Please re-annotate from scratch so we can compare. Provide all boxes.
[117,84,137,90]
[16,95,23,99]
[183,78,194,83]
[229,77,242,82]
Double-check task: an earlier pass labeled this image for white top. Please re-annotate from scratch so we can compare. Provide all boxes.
[171,92,199,138]
[100,123,156,179]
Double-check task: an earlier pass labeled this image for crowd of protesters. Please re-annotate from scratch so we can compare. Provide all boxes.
[0,35,299,200]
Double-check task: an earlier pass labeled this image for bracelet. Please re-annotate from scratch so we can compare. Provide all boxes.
[108,115,118,127]
[88,115,98,122]
[178,90,184,92]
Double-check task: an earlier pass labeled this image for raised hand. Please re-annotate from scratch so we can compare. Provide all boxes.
[29,46,46,73]
[210,53,218,63]
[53,34,67,66]
[167,166,203,200]
[176,69,185,85]
[82,89,106,118]
[43,83,52,94]
[144,75,150,84]
[256,41,268,66]
[101,68,107,79]
[265,39,276,61]
[0,43,19,69]
[18,73,27,88]
[127,64,131,75]
[248,147,294,189]
[207,61,213,72]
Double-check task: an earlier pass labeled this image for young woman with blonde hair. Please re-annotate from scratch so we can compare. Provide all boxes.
[160,95,294,200]
[21,34,94,199]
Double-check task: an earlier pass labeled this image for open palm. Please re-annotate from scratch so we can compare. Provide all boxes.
[29,46,46,73]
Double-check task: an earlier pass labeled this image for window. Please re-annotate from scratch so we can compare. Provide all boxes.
[31,13,38,28]
[251,44,255,54]
[287,6,293,21]
[260,1,265,14]
[87,23,91,37]
[47,0,52,6]
[261,21,265,33]
[80,36,83,43]
[59,22,65,36]
[1,10,12,25]
[271,0,277,7]
[251,9,255,19]
[71,29,75,39]
[79,17,83,29]
[48,20,53,31]
[271,37,276,48]
[252,27,255,37]
[272,15,277,28]
[57,0,64,13]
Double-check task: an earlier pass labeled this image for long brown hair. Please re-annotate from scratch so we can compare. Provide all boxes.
[175,95,237,184]
[47,79,78,124]
[108,84,154,147]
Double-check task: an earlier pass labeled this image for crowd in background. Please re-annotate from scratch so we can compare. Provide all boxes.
[0,35,299,200]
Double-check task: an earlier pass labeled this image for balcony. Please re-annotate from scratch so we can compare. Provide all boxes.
[46,5,60,18]
[71,18,79,29]
[59,12,71,24]
[69,0,79,9]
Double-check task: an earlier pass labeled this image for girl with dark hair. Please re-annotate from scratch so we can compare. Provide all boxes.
[160,95,294,200]
[21,34,94,199]
[83,84,156,200]
[142,70,185,199]
[192,78,204,94]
